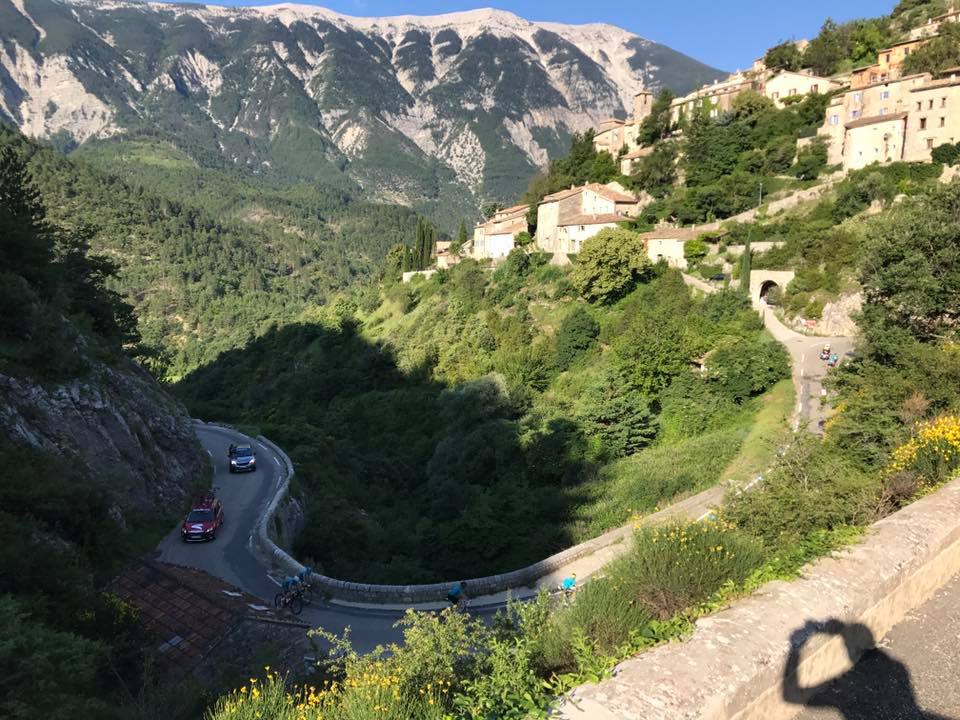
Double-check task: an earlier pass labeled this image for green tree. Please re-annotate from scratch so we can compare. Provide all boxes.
[451,220,469,254]
[683,238,709,264]
[903,21,960,75]
[859,182,960,342]
[514,230,534,247]
[802,19,847,76]
[579,370,659,457]
[571,229,652,304]
[555,306,600,370]
[637,89,676,146]
[764,41,804,72]
[793,138,829,180]
[740,233,753,294]
[414,217,437,271]
[630,142,678,198]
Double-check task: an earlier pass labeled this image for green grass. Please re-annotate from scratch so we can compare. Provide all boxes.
[717,379,794,487]
[571,428,748,542]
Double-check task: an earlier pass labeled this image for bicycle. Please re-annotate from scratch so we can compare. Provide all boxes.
[274,587,303,615]
[274,576,305,615]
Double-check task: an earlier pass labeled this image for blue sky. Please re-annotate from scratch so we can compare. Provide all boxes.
[219,0,897,71]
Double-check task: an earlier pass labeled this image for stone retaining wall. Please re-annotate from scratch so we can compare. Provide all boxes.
[558,474,960,720]
[251,434,636,603]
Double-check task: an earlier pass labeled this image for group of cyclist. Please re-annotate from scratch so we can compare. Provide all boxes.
[445,573,578,611]
[273,568,579,617]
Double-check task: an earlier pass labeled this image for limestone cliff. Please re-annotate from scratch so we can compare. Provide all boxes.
[0,358,206,514]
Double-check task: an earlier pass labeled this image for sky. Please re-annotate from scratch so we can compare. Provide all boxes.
[214,0,898,71]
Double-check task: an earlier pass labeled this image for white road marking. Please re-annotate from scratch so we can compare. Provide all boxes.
[267,574,282,587]
[207,449,213,457]
[274,457,281,467]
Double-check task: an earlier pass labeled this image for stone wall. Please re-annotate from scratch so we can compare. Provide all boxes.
[557,474,960,720]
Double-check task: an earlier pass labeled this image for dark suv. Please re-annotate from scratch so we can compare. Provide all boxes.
[180,493,224,542]
[228,443,257,473]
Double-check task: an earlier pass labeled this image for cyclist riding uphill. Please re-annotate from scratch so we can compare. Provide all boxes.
[447,580,468,606]
[560,573,577,595]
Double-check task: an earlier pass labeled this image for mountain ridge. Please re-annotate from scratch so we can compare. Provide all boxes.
[0,0,725,217]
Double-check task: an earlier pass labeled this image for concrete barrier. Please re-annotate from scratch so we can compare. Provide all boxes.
[558,474,960,720]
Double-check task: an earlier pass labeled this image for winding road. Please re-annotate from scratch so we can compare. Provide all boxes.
[153,282,857,653]
[156,424,409,651]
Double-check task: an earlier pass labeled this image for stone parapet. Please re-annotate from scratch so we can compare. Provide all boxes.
[557,474,960,720]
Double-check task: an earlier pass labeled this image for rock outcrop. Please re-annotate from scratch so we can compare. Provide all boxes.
[0,359,206,513]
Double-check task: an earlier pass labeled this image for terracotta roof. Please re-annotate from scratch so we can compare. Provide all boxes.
[845,112,908,129]
[541,183,638,205]
[475,204,529,229]
[557,213,626,227]
[641,227,728,241]
[109,560,303,681]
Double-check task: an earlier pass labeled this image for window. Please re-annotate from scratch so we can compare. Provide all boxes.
[830,114,840,125]
[941,117,947,127]
[927,138,935,149]
[929,99,935,109]
[853,92,862,103]
[811,84,819,93]
[880,108,887,115]
[917,101,922,111]
[789,88,797,96]
[881,90,890,99]
[921,117,928,129]
[851,110,861,119]
[772,91,779,99]
[943,97,948,108]
[885,53,891,62]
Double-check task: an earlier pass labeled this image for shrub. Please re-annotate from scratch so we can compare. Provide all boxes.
[683,238,709,263]
[725,437,877,549]
[706,340,790,403]
[555,306,600,370]
[931,142,960,166]
[888,415,960,489]
[606,522,764,620]
[571,229,652,304]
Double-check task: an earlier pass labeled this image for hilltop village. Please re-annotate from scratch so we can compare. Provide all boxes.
[425,4,960,272]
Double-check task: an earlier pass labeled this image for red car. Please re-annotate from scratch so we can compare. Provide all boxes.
[180,493,224,542]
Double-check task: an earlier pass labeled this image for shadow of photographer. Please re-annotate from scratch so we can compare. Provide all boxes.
[783,619,954,720]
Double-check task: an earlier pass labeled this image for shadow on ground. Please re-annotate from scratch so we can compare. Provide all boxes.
[784,619,955,720]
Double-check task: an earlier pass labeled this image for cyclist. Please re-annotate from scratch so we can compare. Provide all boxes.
[447,580,468,608]
[560,573,577,597]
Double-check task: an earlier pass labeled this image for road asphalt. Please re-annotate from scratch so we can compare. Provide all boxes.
[793,572,960,720]
[155,424,411,652]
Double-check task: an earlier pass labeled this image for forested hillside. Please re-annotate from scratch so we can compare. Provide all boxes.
[1,126,421,380]
[0,137,206,719]
[178,238,790,582]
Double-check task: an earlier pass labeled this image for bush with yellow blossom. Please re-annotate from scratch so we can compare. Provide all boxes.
[888,415,960,489]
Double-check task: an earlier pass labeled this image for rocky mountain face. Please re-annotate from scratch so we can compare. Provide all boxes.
[0,0,724,209]
[0,356,206,514]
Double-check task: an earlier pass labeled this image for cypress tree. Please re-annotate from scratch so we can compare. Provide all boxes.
[740,232,752,295]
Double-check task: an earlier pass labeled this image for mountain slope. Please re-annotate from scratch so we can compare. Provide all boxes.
[0,0,725,210]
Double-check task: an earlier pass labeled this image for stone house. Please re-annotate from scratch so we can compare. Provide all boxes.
[909,6,960,40]
[641,227,726,270]
[536,182,641,255]
[472,203,529,260]
[619,145,654,175]
[819,69,960,170]
[761,70,843,107]
[591,91,654,155]
[850,38,928,90]
[669,71,761,124]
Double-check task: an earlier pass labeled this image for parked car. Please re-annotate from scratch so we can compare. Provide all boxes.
[180,493,224,542]
[227,443,257,473]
